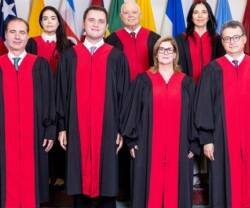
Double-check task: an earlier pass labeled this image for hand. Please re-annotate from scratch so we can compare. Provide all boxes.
[58,131,67,150]
[43,139,54,152]
[187,151,194,159]
[203,143,215,161]
[130,145,138,159]
[116,133,123,154]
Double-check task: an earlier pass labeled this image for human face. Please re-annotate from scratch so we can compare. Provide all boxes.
[120,3,140,30]
[41,9,59,34]
[157,41,176,66]
[5,20,29,54]
[192,3,209,29]
[84,10,107,42]
[221,27,246,57]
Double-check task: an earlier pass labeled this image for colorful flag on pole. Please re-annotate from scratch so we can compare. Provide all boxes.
[28,0,44,37]
[59,0,80,43]
[160,0,186,37]
[137,0,156,32]
[108,0,123,33]
[243,0,250,54]
[0,0,17,38]
[215,0,232,33]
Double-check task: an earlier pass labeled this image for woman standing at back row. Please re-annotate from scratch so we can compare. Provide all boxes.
[176,0,225,83]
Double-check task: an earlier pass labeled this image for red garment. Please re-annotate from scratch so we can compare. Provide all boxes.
[217,56,250,207]
[188,31,212,82]
[0,39,8,55]
[146,70,184,208]
[0,54,37,208]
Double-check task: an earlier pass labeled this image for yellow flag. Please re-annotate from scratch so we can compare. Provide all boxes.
[136,0,156,32]
[28,0,45,37]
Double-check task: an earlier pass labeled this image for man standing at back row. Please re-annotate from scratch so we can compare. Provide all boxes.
[56,5,130,208]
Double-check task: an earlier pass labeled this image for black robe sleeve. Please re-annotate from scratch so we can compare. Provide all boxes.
[147,32,160,67]
[213,35,226,59]
[34,57,56,140]
[26,38,37,54]
[194,63,219,145]
[105,33,123,51]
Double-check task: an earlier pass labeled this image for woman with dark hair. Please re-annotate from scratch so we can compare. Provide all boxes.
[176,0,225,82]
[26,6,73,73]
[121,36,199,208]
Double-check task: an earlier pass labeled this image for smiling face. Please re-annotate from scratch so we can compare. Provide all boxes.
[156,41,176,66]
[192,3,209,29]
[40,9,59,34]
[221,26,246,57]
[83,9,107,42]
[5,20,29,54]
[120,2,140,30]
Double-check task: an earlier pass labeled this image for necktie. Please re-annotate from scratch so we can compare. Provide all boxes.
[13,57,21,70]
[130,32,136,39]
[90,46,97,55]
[232,60,239,68]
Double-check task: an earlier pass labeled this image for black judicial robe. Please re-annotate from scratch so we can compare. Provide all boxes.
[106,27,160,80]
[194,55,250,208]
[56,43,130,197]
[0,54,56,208]
[176,33,225,79]
[121,71,198,208]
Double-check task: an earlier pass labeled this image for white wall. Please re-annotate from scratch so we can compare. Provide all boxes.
[15,0,247,34]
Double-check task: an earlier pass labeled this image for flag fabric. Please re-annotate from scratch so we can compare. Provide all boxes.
[137,0,156,32]
[0,0,17,38]
[108,0,123,33]
[28,0,44,37]
[91,0,104,6]
[59,0,80,43]
[215,0,232,33]
[243,0,250,55]
[160,0,186,37]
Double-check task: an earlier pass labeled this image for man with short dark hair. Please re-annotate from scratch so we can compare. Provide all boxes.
[195,20,250,207]
[56,6,130,208]
[0,17,56,208]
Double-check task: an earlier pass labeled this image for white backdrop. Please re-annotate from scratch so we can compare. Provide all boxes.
[15,0,247,34]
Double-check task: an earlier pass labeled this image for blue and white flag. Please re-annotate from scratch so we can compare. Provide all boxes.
[215,0,232,33]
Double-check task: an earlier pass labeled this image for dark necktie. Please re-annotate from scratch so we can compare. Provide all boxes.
[130,32,136,39]
[232,60,239,68]
[13,57,21,70]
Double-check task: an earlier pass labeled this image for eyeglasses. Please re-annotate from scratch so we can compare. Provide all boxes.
[158,47,175,55]
[222,34,244,43]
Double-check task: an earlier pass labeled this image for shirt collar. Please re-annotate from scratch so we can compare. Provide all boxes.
[124,25,141,37]
[83,38,104,51]
[41,33,57,42]
[225,53,245,66]
[8,50,27,65]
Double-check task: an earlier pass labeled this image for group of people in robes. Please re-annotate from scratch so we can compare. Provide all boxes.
[0,0,249,208]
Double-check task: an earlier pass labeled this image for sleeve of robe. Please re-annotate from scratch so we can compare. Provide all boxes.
[121,75,146,148]
[105,33,123,51]
[147,32,161,66]
[26,38,37,54]
[194,64,217,145]
[36,57,56,140]
[214,35,226,59]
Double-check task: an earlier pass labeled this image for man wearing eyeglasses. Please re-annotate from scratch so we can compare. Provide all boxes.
[194,20,250,208]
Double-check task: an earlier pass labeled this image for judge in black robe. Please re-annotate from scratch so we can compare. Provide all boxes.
[0,18,56,208]
[121,37,199,208]
[194,21,250,208]
[56,6,130,208]
[175,1,225,82]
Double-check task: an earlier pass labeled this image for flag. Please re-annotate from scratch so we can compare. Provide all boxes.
[91,0,104,6]
[59,0,80,43]
[160,0,186,37]
[215,0,232,33]
[28,0,44,37]
[0,0,17,38]
[243,0,250,54]
[137,0,156,32]
[108,0,123,33]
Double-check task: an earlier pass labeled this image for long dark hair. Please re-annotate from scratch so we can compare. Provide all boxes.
[186,1,217,38]
[39,6,72,53]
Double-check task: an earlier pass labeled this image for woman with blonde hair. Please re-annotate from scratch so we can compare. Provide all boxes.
[121,36,198,208]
